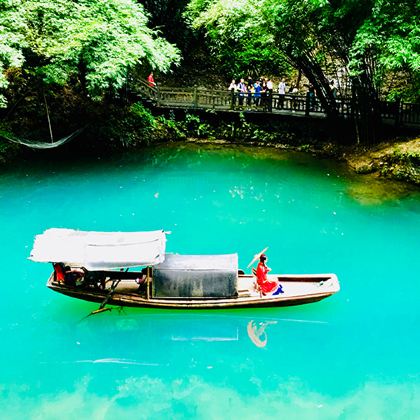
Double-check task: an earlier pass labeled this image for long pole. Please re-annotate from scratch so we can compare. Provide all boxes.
[43,91,54,143]
[146,267,150,300]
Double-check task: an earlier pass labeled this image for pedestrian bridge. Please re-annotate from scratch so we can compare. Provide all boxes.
[137,81,420,127]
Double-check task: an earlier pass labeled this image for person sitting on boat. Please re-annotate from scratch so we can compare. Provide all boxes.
[135,269,147,293]
[53,263,66,284]
[256,254,283,296]
[64,266,85,287]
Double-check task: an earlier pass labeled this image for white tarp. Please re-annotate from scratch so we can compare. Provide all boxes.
[29,228,167,270]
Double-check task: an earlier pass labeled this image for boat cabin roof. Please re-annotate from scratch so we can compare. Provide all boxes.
[29,228,167,270]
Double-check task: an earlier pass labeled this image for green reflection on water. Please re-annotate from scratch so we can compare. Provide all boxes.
[0,143,419,418]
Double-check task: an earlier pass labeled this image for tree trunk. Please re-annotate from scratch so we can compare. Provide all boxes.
[293,54,339,119]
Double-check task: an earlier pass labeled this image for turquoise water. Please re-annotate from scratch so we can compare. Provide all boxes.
[0,143,419,419]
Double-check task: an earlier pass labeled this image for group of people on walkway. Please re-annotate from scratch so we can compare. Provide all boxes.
[228,77,274,108]
[228,77,299,109]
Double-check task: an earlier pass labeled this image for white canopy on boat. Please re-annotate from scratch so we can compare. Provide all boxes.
[29,228,167,270]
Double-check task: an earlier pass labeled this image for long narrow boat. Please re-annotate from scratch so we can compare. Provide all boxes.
[30,229,340,310]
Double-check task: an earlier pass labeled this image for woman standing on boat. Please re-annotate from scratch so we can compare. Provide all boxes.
[256,254,280,295]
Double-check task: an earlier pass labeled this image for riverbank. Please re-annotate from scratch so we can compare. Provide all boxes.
[182,136,420,188]
[1,106,419,187]
[1,134,419,187]
[343,138,420,186]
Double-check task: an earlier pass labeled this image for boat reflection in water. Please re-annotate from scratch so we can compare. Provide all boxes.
[167,318,278,348]
[70,310,331,362]
[169,318,279,348]
[29,307,339,401]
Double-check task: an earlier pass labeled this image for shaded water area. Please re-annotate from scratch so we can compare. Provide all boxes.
[0,142,419,418]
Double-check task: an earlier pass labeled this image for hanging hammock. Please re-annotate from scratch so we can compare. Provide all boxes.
[1,91,85,149]
[0,128,84,149]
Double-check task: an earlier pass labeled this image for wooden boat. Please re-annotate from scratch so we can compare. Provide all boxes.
[30,229,340,310]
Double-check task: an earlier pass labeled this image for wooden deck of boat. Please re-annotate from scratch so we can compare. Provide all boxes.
[47,273,339,309]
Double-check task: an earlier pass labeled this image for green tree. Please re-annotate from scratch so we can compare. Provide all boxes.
[349,0,420,101]
[0,0,181,106]
[186,0,420,141]
[185,0,291,77]
[0,0,26,107]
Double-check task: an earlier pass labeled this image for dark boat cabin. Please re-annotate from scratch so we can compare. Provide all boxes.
[153,254,238,299]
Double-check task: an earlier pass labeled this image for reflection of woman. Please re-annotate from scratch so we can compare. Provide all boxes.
[256,254,279,295]
[247,320,277,348]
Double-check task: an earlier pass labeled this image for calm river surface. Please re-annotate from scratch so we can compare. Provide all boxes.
[0,143,419,419]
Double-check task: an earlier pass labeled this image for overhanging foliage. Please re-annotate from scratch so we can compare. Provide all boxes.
[0,0,180,105]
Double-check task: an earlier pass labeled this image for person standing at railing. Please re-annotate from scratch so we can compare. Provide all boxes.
[247,83,254,108]
[254,80,262,106]
[237,78,247,106]
[289,85,298,112]
[278,79,286,109]
[329,80,337,98]
[247,76,253,90]
[267,78,273,95]
[228,79,237,91]
[261,79,268,109]
[266,78,274,112]
[228,79,237,106]
[307,84,316,111]
[147,72,156,88]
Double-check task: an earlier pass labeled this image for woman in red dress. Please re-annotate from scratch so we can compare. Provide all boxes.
[256,254,279,295]
[147,72,156,87]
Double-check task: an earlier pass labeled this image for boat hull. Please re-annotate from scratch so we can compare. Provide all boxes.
[47,273,340,309]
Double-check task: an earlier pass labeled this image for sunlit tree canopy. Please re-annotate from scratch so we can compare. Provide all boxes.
[0,0,180,105]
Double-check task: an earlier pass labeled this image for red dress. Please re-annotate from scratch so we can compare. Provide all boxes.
[147,74,155,87]
[256,262,278,294]
[53,263,65,283]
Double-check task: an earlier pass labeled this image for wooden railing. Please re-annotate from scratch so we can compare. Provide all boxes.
[136,85,420,126]
[400,102,420,124]
[135,79,158,101]
[157,87,232,109]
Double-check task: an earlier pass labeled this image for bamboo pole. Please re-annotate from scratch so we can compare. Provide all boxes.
[146,266,150,300]
[43,92,54,143]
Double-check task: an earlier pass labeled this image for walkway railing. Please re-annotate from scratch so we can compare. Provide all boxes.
[157,87,232,110]
[137,85,420,126]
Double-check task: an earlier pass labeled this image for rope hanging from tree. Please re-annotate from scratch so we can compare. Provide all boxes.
[0,128,84,149]
[1,88,85,149]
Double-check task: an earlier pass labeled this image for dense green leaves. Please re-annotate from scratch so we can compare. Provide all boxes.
[0,0,180,105]
[185,0,291,77]
[186,0,419,108]
[0,0,27,106]
[1,0,418,147]
[350,0,420,97]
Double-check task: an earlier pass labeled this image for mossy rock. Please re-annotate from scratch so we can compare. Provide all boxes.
[354,163,376,174]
